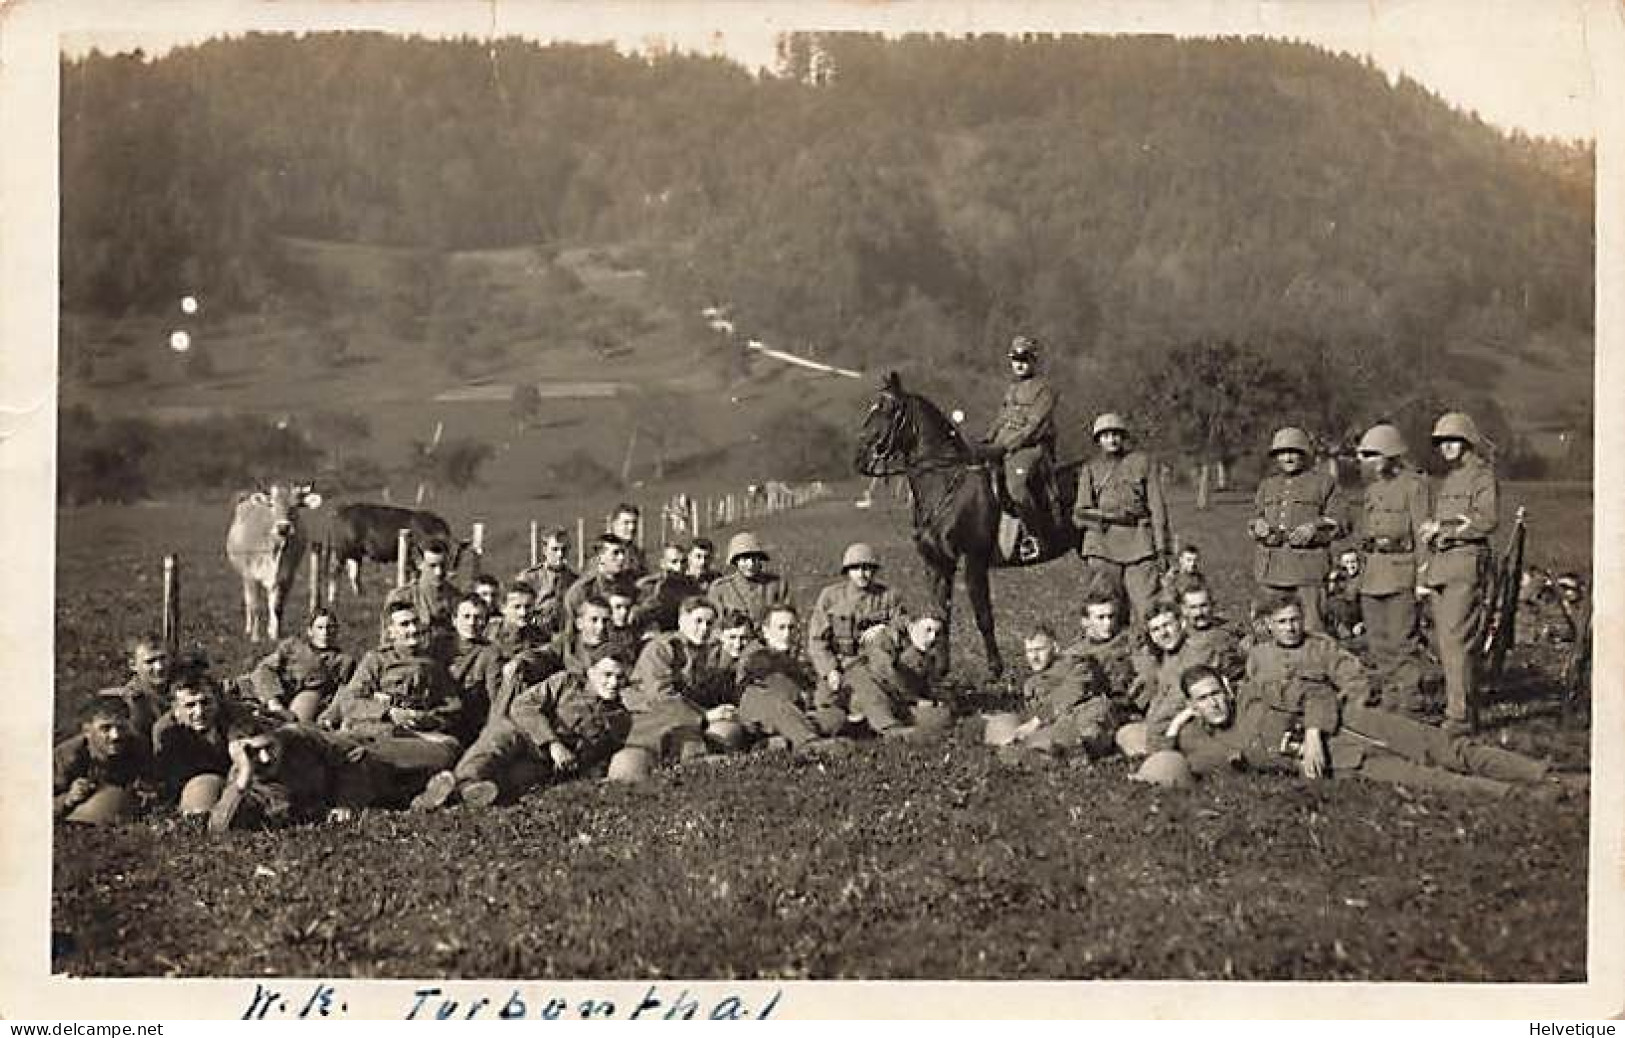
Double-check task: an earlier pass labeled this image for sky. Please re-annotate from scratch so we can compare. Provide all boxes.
[45,0,1601,142]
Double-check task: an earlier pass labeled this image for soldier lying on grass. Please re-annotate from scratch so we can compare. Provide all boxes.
[1139,594,1563,798]
[54,698,156,825]
[208,724,389,831]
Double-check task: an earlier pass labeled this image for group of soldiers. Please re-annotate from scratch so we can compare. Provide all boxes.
[54,340,1584,828]
[55,505,968,828]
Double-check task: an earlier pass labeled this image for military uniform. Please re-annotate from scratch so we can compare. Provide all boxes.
[1018,655,1117,757]
[631,570,703,635]
[450,669,634,800]
[987,375,1057,535]
[250,636,356,723]
[559,571,639,642]
[151,699,262,803]
[52,732,154,823]
[208,724,390,830]
[581,544,648,582]
[1356,467,1431,714]
[1062,630,1142,709]
[381,576,462,654]
[1135,628,1247,752]
[319,645,463,786]
[1324,569,1363,641]
[1251,469,1345,631]
[736,644,845,745]
[1422,452,1498,728]
[806,580,909,682]
[1167,648,1547,795]
[512,563,578,637]
[625,632,733,758]
[845,630,952,735]
[109,675,167,743]
[707,570,793,627]
[1072,451,1170,626]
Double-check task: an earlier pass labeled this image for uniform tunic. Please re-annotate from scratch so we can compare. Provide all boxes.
[511,563,578,637]
[707,571,793,627]
[1019,656,1117,756]
[151,700,260,800]
[1423,453,1499,726]
[625,632,732,756]
[1252,469,1344,631]
[322,645,462,739]
[252,637,356,719]
[846,632,950,734]
[453,670,634,796]
[559,572,640,642]
[1072,451,1170,623]
[806,580,909,680]
[1062,631,1143,709]
[52,735,153,819]
[734,644,842,744]
[1356,467,1431,708]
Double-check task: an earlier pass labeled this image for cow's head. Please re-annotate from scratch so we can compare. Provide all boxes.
[247,482,323,548]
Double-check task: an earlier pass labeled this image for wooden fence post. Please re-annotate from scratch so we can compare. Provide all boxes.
[576,517,586,571]
[529,520,540,568]
[161,554,179,657]
[396,529,411,588]
[308,546,322,618]
[471,521,486,564]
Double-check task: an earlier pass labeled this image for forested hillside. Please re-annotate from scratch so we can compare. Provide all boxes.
[61,31,1593,466]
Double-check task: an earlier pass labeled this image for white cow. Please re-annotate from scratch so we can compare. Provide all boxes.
[225,482,323,642]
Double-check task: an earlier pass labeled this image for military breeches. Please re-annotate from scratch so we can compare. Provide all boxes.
[1431,580,1485,726]
[1361,592,1423,715]
[739,678,833,746]
[1026,696,1118,757]
[625,699,707,759]
[1085,558,1161,629]
[1004,449,1045,509]
[1342,705,1545,784]
[452,722,549,797]
[360,733,462,803]
[1344,751,1510,798]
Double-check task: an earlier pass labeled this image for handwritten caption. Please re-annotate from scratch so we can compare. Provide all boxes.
[243,982,784,1021]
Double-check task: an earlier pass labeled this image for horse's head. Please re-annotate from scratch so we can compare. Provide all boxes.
[855,371,970,476]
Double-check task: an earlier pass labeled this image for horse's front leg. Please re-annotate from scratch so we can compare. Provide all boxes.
[918,538,956,677]
[963,555,1003,681]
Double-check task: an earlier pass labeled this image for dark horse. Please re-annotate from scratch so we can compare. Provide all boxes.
[855,372,1081,678]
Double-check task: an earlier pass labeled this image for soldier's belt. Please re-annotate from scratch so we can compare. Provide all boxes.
[1360,537,1414,554]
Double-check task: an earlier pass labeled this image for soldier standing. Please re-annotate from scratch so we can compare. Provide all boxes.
[983,335,1058,559]
[1072,413,1171,628]
[1353,423,1432,716]
[1420,412,1499,734]
[1249,427,1345,632]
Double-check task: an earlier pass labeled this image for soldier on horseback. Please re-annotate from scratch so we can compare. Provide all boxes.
[982,335,1058,561]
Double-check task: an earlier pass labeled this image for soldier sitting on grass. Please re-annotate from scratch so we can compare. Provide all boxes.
[1120,597,1246,759]
[512,527,576,639]
[995,625,1119,758]
[412,652,636,810]
[561,534,641,643]
[249,609,356,724]
[633,543,703,634]
[735,605,849,753]
[53,698,156,825]
[1323,549,1366,642]
[1062,589,1142,708]
[845,612,954,740]
[807,543,910,710]
[319,601,464,801]
[626,597,738,761]
[110,633,171,740]
[707,532,793,627]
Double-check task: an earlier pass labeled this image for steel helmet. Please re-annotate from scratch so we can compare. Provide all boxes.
[1132,750,1194,788]
[1357,423,1408,459]
[706,719,748,753]
[982,711,1022,747]
[1092,413,1129,439]
[606,746,655,783]
[726,531,768,564]
[1430,412,1483,448]
[840,542,881,572]
[1007,335,1040,361]
[1269,427,1313,456]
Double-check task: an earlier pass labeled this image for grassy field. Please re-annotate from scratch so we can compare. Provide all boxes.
[51,478,1592,980]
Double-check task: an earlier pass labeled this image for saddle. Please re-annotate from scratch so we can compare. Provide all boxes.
[988,452,1065,566]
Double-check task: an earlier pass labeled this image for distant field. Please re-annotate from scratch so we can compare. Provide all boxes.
[50,478,1591,980]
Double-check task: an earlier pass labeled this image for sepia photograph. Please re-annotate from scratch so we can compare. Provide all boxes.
[3,0,1620,1020]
